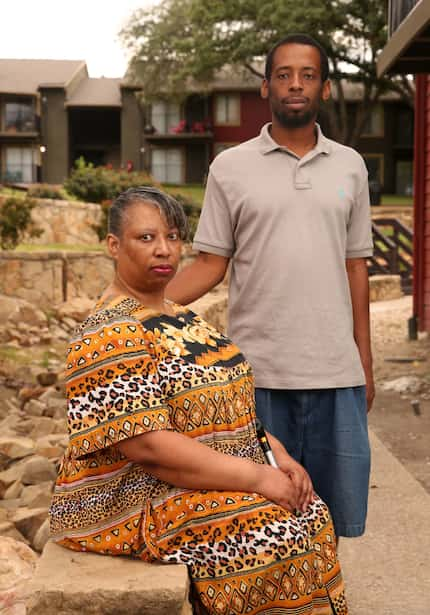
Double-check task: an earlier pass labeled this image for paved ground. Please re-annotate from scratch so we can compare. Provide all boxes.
[339,429,430,614]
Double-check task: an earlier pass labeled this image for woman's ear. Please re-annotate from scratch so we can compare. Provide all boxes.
[107,233,120,259]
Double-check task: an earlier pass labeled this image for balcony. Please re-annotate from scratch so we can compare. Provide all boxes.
[144,119,213,143]
[377,0,430,75]
[388,0,420,35]
[1,102,39,136]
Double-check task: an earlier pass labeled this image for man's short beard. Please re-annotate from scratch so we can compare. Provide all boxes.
[273,106,316,129]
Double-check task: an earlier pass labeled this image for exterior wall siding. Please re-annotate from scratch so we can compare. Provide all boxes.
[423,76,430,330]
[212,91,271,147]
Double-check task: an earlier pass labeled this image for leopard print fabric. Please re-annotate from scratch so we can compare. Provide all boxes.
[50,296,348,614]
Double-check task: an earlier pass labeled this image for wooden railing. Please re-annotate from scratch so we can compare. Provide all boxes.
[368,218,413,293]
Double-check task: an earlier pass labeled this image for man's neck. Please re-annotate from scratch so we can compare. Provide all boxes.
[270,121,317,158]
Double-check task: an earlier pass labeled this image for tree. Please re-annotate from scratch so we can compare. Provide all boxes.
[121,0,414,146]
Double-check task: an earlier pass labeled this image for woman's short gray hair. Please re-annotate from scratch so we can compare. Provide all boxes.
[108,186,189,240]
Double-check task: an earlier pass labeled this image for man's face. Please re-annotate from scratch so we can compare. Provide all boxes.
[261,43,330,129]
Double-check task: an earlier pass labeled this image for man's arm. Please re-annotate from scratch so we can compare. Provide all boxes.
[166,251,229,305]
[346,257,374,411]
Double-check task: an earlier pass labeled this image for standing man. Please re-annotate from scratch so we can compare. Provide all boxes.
[167,33,373,539]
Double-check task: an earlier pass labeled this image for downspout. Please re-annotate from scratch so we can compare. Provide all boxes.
[412,74,426,334]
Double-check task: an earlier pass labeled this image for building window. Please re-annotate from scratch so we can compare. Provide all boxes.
[151,148,183,184]
[151,101,181,133]
[363,154,384,185]
[214,94,240,126]
[3,100,36,133]
[362,104,384,137]
[3,146,35,182]
[394,108,413,147]
[395,160,413,196]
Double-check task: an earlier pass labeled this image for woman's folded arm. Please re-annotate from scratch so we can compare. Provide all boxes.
[116,430,300,511]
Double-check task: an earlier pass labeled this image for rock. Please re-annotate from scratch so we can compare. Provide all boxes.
[43,398,66,419]
[0,537,38,614]
[18,386,46,405]
[20,483,53,509]
[61,316,77,330]
[25,399,46,418]
[29,417,57,439]
[0,437,35,462]
[52,418,68,434]
[0,522,29,544]
[381,376,422,394]
[26,542,192,615]
[35,372,58,387]
[55,296,94,322]
[31,518,50,553]
[0,294,48,328]
[21,457,57,485]
[0,459,29,487]
[3,480,23,500]
[12,508,49,544]
[38,387,64,403]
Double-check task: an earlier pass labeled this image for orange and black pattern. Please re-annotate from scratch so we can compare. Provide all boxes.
[50,296,348,614]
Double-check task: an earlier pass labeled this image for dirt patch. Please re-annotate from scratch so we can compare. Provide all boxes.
[370,296,430,494]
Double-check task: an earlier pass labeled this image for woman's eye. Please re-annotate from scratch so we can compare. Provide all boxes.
[140,234,152,241]
[168,232,179,240]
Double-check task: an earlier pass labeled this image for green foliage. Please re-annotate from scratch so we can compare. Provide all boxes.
[0,196,42,250]
[28,184,65,200]
[121,0,414,145]
[66,160,202,241]
[64,158,158,204]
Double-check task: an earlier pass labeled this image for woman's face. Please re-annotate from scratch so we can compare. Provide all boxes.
[107,200,182,294]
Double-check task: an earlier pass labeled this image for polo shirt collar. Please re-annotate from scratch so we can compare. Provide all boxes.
[259,122,332,156]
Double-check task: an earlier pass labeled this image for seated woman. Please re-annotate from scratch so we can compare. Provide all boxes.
[50,186,348,615]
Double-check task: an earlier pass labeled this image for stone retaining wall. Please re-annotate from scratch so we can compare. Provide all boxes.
[0,252,113,308]
[29,199,102,246]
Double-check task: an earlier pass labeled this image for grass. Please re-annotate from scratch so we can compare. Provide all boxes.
[15,243,105,252]
[380,194,413,206]
[166,184,205,207]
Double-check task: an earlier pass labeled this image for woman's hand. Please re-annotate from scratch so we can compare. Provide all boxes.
[266,432,315,513]
[253,464,300,512]
[276,453,315,512]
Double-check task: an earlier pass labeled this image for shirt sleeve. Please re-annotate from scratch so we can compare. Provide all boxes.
[66,318,172,459]
[346,160,374,259]
[193,166,235,258]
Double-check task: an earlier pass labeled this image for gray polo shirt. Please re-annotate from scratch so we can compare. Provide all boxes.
[193,123,373,389]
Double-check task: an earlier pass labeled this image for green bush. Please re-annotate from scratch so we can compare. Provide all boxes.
[64,158,158,204]
[28,184,65,200]
[66,158,201,241]
[0,196,42,250]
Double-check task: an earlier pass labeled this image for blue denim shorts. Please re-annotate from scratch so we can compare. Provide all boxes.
[255,386,370,538]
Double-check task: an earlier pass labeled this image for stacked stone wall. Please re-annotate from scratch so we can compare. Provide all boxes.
[0,252,113,308]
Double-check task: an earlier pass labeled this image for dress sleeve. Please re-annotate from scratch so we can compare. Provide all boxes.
[65,317,172,459]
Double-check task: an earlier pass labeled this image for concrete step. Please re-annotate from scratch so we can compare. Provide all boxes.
[27,541,192,615]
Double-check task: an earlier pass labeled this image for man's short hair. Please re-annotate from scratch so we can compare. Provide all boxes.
[264,34,329,82]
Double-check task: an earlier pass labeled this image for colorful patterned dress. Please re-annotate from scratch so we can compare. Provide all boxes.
[50,296,348,615]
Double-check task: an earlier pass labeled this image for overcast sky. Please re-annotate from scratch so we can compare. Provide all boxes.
[1,0,158,77]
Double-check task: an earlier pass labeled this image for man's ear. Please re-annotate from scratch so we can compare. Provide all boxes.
[322,79,331,102]
[261,79,269,100]
[107,233,120,259]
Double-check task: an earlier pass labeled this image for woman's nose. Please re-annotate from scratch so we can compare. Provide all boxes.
[154,237,170,255]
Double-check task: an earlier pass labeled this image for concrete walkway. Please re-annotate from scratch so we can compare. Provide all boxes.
[338,430,430,614]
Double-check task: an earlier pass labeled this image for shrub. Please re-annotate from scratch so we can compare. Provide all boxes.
[28,184,65,200]
[0,196,42,249]
[64,158,158,204]
[66,158,201,241]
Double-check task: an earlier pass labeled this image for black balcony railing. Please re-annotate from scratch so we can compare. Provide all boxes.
[388,0,420,35]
